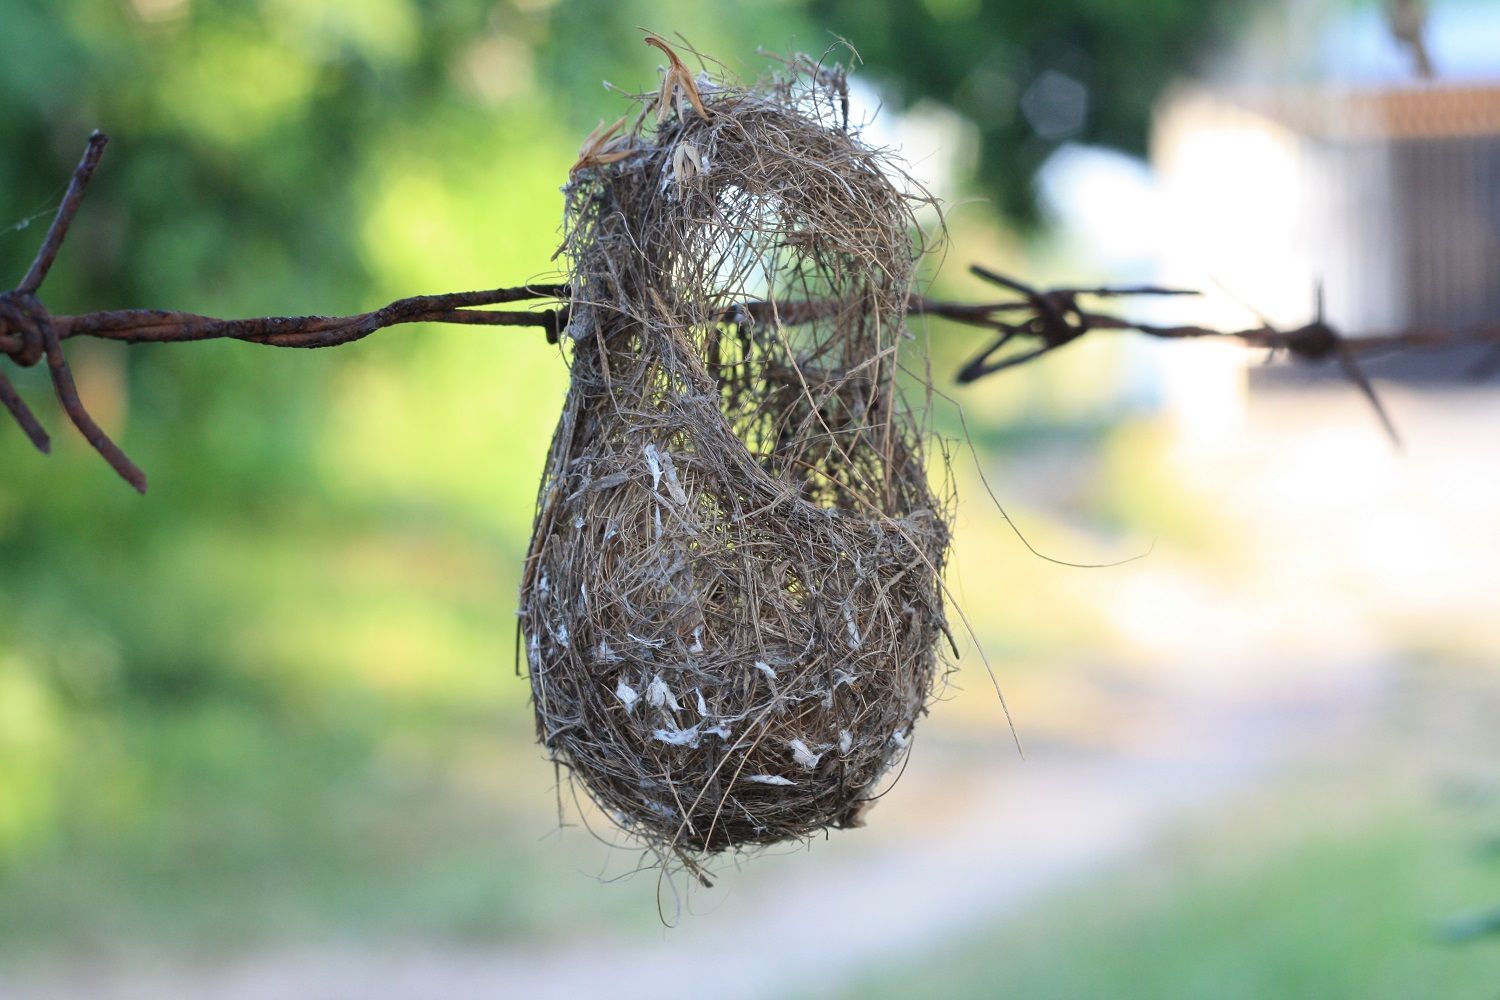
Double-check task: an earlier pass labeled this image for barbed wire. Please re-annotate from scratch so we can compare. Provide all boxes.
[0,134,566,492]
[5,132,1498,491]
[913,267,1500,449]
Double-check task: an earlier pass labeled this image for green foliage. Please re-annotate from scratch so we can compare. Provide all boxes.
[0,0,1265,954]
[832,803,1500,999]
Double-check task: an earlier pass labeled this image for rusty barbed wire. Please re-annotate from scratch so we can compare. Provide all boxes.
[0,133,567,493]
[5,132,1499,490]
[915,265,1500,448]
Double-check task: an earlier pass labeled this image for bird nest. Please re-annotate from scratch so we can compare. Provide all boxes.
[520,42,953,869]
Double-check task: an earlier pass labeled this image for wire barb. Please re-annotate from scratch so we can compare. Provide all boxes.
[0,132,147,489]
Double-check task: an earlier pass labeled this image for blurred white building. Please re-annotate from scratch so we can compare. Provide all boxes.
[1152,0,1500,397]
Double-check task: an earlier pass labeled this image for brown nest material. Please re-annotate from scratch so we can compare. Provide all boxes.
[520,42,953,866]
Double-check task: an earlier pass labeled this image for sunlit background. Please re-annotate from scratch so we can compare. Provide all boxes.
[2,0,1498,997]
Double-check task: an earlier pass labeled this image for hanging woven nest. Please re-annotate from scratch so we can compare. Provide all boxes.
[520,41,953,866]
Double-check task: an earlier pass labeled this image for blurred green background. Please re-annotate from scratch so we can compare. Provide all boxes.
[4,1,1500,997]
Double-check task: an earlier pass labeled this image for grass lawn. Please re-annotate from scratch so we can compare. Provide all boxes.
[832,780,1500,1000]
[0,699,658,964]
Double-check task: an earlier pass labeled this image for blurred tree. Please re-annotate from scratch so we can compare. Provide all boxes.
[807,0,1258,223]
[0,0,1267,951]
[0,0,831,944]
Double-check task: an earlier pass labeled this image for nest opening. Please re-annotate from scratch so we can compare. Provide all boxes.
[520,44,953,865]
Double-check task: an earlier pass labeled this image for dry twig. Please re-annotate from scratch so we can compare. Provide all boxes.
[1389,0,1436,79]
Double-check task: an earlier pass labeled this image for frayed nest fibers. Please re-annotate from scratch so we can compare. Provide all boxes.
[520,45,953,864]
